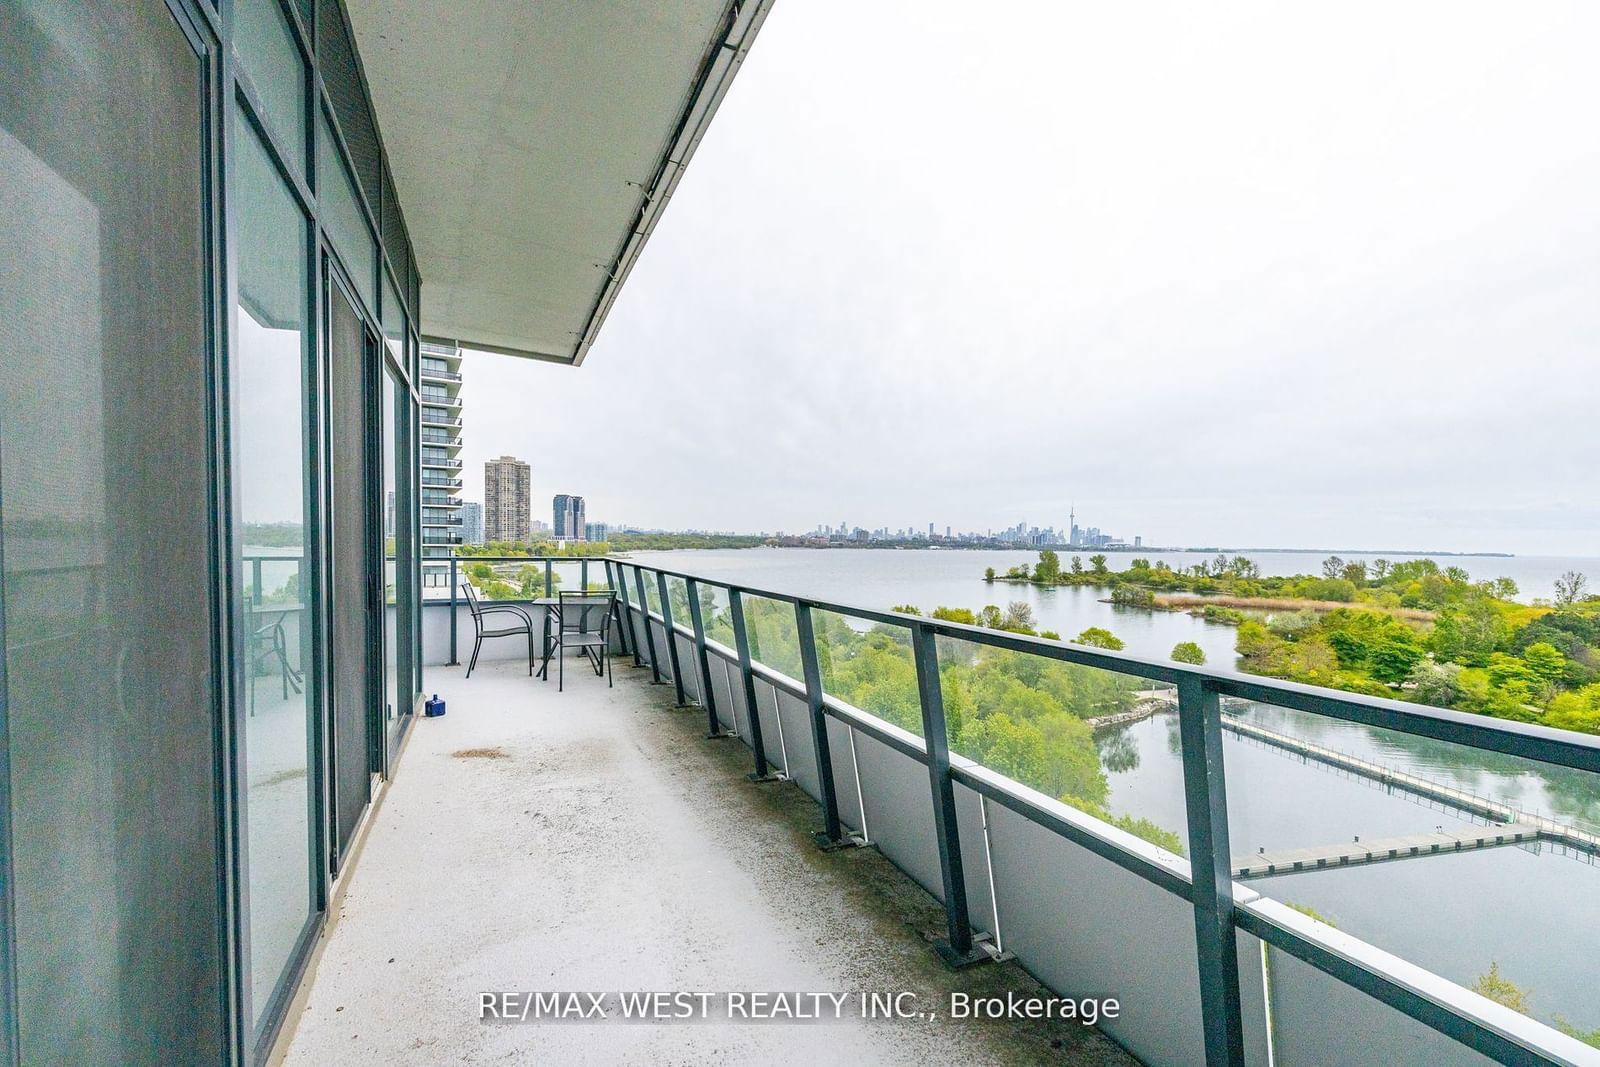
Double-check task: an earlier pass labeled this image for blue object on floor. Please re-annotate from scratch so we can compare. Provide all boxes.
[425,693,446,717]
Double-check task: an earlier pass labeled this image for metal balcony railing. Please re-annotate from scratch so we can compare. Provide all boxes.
[421,456,462,471]
[426,554,1598,1065]
[420,366,462,382]
[420,476,461,488]
[420,413,461,427]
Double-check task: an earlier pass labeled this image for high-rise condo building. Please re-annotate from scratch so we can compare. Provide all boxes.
[553,493,587,540]
[461,501,485,546]
[420,339,464,592]
[485,456,531,541]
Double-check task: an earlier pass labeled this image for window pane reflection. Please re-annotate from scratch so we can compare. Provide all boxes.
[234,111,315,1027]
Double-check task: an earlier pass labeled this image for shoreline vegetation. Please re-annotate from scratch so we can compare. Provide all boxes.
[984,551,1600,737]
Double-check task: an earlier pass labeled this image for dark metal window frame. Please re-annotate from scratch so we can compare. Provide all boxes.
[77,0,430,1063]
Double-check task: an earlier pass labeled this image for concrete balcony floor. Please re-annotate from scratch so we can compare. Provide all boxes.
[278,655,1136,1065]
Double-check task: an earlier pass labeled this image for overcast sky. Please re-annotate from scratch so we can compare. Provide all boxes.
[460,0,1598,555]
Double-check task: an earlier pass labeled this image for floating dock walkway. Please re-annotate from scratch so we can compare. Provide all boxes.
[1232,824,1543,881]
[1220,714,1600,860]
[1091,692,1600,872]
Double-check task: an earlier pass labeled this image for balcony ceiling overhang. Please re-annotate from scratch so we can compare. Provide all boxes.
[344,0,773,365]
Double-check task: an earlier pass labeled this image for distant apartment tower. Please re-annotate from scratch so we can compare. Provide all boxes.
[553,494,586,540]
[485,456,531,541]
[420,339,465,592]
[461,501,485,546]
[584,521,609,542]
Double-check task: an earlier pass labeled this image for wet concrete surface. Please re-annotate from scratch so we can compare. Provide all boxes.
[279,657,1138,1065]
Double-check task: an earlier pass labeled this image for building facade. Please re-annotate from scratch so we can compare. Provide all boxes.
[461,501,485,546]
[0,0,429,1060]
[0,1,771,1062]
[553,493,586,541]
[420,338,464,592]
[485,455,531,542]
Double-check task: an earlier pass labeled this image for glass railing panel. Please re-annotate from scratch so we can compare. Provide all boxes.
[812,609,921,738]
[547,560,584,599]
[663,575,692,623]
[458,557,531,601]
[931,630,1187,859]
[1221,696,1599,1054]
[741,593,801,681]
[701,583,736,650]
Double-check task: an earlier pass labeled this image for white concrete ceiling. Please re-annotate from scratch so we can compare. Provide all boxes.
[344,0,772,364]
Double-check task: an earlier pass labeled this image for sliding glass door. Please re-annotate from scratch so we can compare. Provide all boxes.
[0,0,225,1060]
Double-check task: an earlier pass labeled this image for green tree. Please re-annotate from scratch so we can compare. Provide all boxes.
[1171,641,1206,665]
[930,606,977,626]
[1408,661,1464,708]
[1471,962,1530,1014]
[1523,642,1567,687]
[1034,550,1061,583]
[1430,598,1507,665]
[1368,631,1425,684]
[1074,627,1124,651]
[1322,555,1345,580]
[1554,570,1588,606]
[983,566,996,582]
[1000,601,1037,633]
[1089,554,1109,575]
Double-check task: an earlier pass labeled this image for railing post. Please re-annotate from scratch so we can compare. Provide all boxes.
[728,589,775,781]
[1177,675,1246,1066]
[580,558,588,591]
[446,556,459,665]
[602,561,633,659]
[613,562,642,666]
[911,621,986,968]
[251,556,263,603]
[685,578,729,738]
[544,559,553,597]
[656,570,687,705]
[796,601,847,849]
[633,566,663,684]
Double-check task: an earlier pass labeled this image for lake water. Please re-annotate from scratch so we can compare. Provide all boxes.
[628,547,1600,1034]
[627,547,1600,671]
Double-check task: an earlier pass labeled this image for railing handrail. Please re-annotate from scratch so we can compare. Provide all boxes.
[595,556,1598,774]
[591,556,1594,1064]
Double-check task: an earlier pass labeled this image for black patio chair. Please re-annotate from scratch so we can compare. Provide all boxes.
[540,589,616,691]
[245,596,302,716]
[461,578,537,677]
